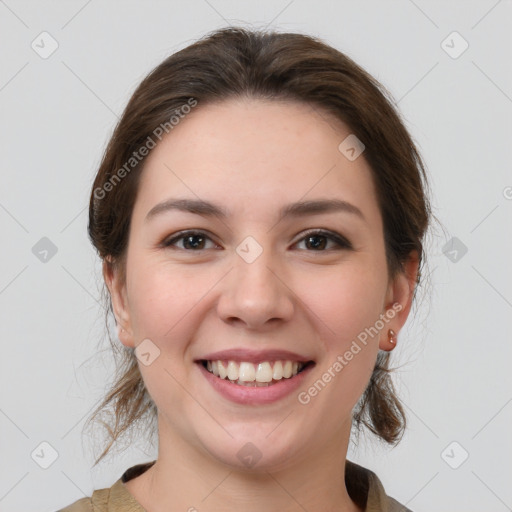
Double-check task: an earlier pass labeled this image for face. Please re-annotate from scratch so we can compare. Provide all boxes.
[106,98,415,472]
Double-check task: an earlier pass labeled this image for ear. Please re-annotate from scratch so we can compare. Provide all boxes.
[103,258,135,348]
[379,250,420,351]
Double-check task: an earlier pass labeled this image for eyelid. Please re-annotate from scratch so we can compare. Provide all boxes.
[292,228,353,250]
[162,228,352,251]
[161,230,221,250]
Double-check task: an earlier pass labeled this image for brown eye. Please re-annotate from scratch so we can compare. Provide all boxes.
[295,230,352,251]
[304,234,328,250]
[163,231,218,250]
[182,234,206,250]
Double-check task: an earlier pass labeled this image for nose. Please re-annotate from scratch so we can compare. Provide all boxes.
[216,249,295,330]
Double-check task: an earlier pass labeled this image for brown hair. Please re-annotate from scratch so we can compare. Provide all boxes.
[85,26,432,465]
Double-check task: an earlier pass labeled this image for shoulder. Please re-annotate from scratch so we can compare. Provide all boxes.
[56,487,110,512]
[56,462,153,512]
[387,496,414,512]
[345,460,413,512]
[57,496,93,511]
[366,467,413,512]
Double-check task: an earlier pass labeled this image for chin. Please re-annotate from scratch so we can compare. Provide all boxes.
[196,424,306,473]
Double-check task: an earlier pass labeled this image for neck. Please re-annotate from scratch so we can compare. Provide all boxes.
[126,415,361,512]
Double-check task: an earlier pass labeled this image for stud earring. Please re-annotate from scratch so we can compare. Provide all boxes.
[388,329,396,344]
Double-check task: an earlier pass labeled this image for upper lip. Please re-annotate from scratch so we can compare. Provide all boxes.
[196,348,314,364]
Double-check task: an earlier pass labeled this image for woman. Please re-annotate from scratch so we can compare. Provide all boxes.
[59,26,431,512]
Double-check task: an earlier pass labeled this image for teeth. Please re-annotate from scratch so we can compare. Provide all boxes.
[283,360,293,378]
[204,359,306,384]
[272,361,283,380]
[218,361,227,379]
[255,362,273,383]
[239,362,256,381]
[227,361,239,381]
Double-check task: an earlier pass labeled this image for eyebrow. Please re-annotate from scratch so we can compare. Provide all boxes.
[145,198,366,223]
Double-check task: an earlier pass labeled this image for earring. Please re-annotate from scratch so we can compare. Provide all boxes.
[388,329,396,344]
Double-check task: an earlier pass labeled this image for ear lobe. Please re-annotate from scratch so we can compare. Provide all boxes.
[102,258,135,348]
[379,251,420,351]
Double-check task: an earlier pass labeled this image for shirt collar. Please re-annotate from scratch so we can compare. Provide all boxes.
[111,458,404,512]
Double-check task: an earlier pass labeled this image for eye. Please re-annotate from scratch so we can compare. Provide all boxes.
[161,229,352,252]
[162,230,219,251]
[294,230,352,251]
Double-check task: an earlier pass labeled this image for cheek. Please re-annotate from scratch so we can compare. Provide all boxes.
[295,261,387,418]
[295,267,383,424]
[297,260,387,348]
[124,260,212,409]
[126,257,216,341]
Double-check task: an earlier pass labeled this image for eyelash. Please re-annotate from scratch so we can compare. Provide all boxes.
[161,229,353,252]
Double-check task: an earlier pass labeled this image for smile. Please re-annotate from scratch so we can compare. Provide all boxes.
[201,359,311,387]
[195,348,315,404]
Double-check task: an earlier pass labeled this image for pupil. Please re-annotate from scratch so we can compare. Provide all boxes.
[185,235,204,249]
[307,235,326,250]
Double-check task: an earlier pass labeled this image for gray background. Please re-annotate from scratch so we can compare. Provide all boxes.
[1,1,511,511]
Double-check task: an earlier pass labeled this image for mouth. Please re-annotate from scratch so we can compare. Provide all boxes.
[194,349,316,404]
[198,359,315,387]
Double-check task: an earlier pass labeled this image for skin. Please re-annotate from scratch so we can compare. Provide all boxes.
[104,98,419,512]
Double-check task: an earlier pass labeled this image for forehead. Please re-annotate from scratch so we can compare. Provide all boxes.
[134,98,381,227]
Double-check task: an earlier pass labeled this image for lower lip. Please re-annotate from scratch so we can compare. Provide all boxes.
[197,362,314,405]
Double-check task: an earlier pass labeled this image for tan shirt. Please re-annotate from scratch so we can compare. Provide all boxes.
[57,460,412,512]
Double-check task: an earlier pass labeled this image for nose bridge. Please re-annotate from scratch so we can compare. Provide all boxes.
[217,239,294,328]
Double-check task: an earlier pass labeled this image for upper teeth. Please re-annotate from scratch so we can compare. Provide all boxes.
[206,360,304,382]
